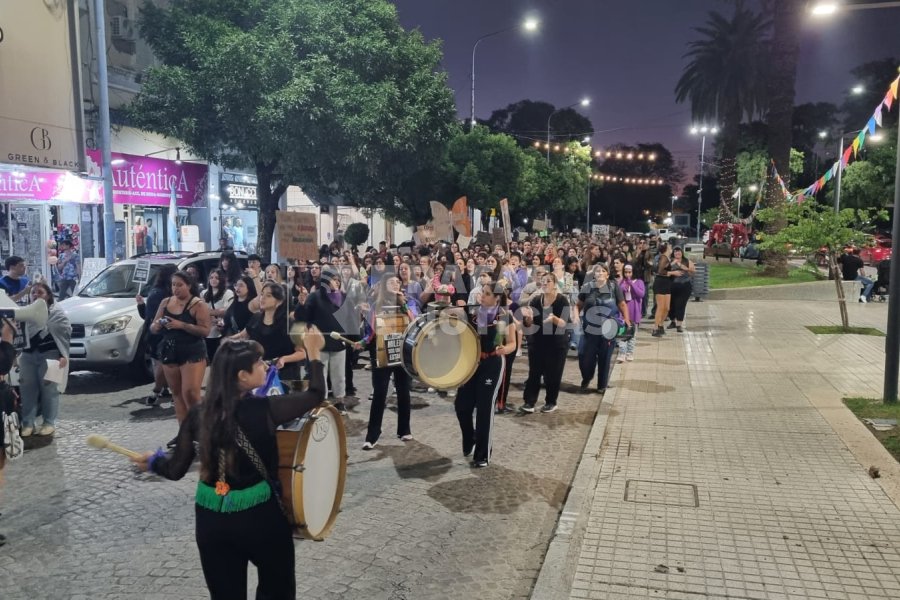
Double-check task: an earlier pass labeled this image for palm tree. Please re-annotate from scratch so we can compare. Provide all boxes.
[759,0,804,277]
[675,3,769,220]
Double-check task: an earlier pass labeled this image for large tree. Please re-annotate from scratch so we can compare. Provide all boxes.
[485,100,594,148]
[675,3,769,219]
[130,0,457,260]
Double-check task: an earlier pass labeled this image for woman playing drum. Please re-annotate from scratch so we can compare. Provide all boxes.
[358,275,414,450]
[453,279,516,468]
[132,327,327,599]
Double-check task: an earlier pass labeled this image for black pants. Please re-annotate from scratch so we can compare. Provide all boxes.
[523,343,567,407]
[205,337,222,362]
[579,333,614,390]
[195,498,295,600]
[344,334,360,394]
[669,282,693,322]
[497,351,517,410]
[456,355,505,463]
[367,366,411,443]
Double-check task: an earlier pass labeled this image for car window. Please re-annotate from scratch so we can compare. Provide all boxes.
[79,264,160,298]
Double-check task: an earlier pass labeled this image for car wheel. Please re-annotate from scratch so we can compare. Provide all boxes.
[129,335,154,382]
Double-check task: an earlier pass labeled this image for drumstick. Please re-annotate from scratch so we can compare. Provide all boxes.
[85,434,142,459]
[329,331,358,346]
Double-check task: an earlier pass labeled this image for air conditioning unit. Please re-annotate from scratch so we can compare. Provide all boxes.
[109,16,136,41]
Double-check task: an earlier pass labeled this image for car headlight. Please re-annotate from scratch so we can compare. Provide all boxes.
[91,315,132,336]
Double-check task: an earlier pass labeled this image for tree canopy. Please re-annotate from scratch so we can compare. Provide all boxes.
[485,100,594,147]
[129,0,457,260]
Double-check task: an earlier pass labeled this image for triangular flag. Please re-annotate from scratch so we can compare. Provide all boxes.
[867,116,878,135]
[825,168,833,183]
[852,136,861,157]
[885,90,894,111]
[875,105,884,127]
[857,129,867,152]
[842,146,853,167]
[831,162,840,178]
[891,76,899,101]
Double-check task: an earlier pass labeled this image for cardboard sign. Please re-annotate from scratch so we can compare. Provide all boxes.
[499,198,512,243]
[429,201,454,242]
[451,196,471,237]
[491,228,506,248]
[532,219,548,232]
[475,231,492,247]
[77,258,107,292]
[277,211,319,262]
[457,235,472,250]
[132,259,152,285]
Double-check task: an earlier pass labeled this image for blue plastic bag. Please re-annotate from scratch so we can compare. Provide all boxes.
[253,365,284,397]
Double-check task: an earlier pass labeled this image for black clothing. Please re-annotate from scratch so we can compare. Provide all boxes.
[670,281,693,322]
[579,335,614,390]
[152,361,325,600]
[367,366,411,444]
[523,346,567,407]
[838,253,864,282]
[652,255,673,295]
[526,294,570,350]
[224,297,254,336]
[160,298,207,365]
[138,288,168,360]
[300,288,349,353]
[23,329,58,356]
[456,355,504,463]
[246,314,300,381]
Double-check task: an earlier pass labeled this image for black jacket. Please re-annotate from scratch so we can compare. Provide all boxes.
[297,287,353,352]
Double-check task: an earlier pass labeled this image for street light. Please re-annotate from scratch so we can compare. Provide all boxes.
[851,84,865,95]
[470,17,540,131]
[811,1,900,16]
[547,98,590,161]
[690,124,718,242]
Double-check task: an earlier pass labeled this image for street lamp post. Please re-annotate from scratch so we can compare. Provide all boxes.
[470,18,539,131]
[824,126,880,212]
[690,125,718,242]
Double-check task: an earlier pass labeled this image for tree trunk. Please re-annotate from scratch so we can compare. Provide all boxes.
[255,162,287,264]
[829,253,850,329]
[760,0,803,278]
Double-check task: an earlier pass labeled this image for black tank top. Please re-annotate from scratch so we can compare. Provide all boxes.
[227,297,254,334]
[163,297,203,344]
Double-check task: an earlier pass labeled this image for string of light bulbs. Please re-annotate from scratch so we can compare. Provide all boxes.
[591,173,666,185]
[531,140,657,161]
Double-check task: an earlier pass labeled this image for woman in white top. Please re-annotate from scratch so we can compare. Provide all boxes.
[203,268,235,361]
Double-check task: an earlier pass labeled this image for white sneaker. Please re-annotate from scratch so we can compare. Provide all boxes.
[626,353,635,362]
[427,387,437,393]
[616,355,626,363]
[860,296,868,303]
[36,424,56,436]
[20,426,33,437]
[362,441,377,450]
[399,434,413,441]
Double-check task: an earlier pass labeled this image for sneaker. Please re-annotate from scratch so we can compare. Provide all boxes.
[427,387,437,393]
[36,424,56,436]
[540,403,558,413]
[519,404,536,414]
[399,434,413,441]
[598,387,607,395]
[166,437,178,449]
[145,393,159,406]
[334,402,348,415]
[667,321,677,329]
[463,443,474,457]
[676,326,684,333]
[495,406,515,415]
[20,426,33,437]
[617,355,626,363]
[579,379,589,393]
[626,353,634,362]
[0,533,6,547]
[159,388,172,398]
[471,459,489,468]
[362,441,377,451]
[860,296,868,303]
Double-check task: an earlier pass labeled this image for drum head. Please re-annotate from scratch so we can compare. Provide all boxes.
[409,316,479,390]
[292,404,348,540]
[600,319,618,340]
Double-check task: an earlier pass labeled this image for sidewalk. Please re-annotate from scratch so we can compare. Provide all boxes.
[534,299,900,600]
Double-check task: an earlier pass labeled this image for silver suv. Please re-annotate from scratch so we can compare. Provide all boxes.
[60,251,248,380]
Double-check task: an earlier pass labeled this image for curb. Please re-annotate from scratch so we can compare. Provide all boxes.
[530,380,616,599]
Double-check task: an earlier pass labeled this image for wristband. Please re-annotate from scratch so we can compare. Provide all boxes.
[147,447,167,474]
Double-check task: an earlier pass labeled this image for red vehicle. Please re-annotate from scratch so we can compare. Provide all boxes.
[860,235,892,265]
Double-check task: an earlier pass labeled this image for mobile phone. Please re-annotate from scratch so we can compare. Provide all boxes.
[159,317,170,326]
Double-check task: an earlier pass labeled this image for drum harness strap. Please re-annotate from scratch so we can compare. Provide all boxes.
[195,427,288,518]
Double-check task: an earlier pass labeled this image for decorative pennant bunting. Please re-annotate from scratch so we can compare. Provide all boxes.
[875,105,884,127]
[867,116,878,135]
[842,146,853,167]
[852,137,861,157]
[885,90,894,111]
[891,75,899,101]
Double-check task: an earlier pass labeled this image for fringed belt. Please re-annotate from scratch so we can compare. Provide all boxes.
[195,480,271,513]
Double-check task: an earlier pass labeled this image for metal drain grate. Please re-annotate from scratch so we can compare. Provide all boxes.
[624,480,699,507]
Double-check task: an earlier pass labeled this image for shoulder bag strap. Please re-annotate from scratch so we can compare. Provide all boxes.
[234,425,289,518]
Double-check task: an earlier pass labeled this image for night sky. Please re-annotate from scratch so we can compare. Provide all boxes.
[392,0,900,175]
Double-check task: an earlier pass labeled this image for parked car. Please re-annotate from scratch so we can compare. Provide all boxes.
[860,235,892,266]
[60,251,248,380]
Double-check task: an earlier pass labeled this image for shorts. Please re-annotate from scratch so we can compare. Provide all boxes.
[159,337,207,366]
[652,275,672,295]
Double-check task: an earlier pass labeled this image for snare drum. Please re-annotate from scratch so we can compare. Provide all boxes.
[374,307,409,369]
[276,404,348,540]
[401,312,479,390]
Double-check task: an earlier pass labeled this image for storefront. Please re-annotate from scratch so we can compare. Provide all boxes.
[0,168,99,286]
[219,173,259,253]
[84,149,209,258]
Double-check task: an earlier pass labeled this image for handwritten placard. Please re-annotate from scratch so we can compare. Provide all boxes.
[277,212,319,262]
[132,259,151,285]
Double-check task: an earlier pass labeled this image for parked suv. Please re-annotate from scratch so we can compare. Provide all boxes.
[60,251,248,380]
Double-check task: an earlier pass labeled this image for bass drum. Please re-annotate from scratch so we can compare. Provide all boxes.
[401,312,480,390]
[276,404,348,540]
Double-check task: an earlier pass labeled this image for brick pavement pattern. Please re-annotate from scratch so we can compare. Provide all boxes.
[0,347,598,600]
[563,300,900,600]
